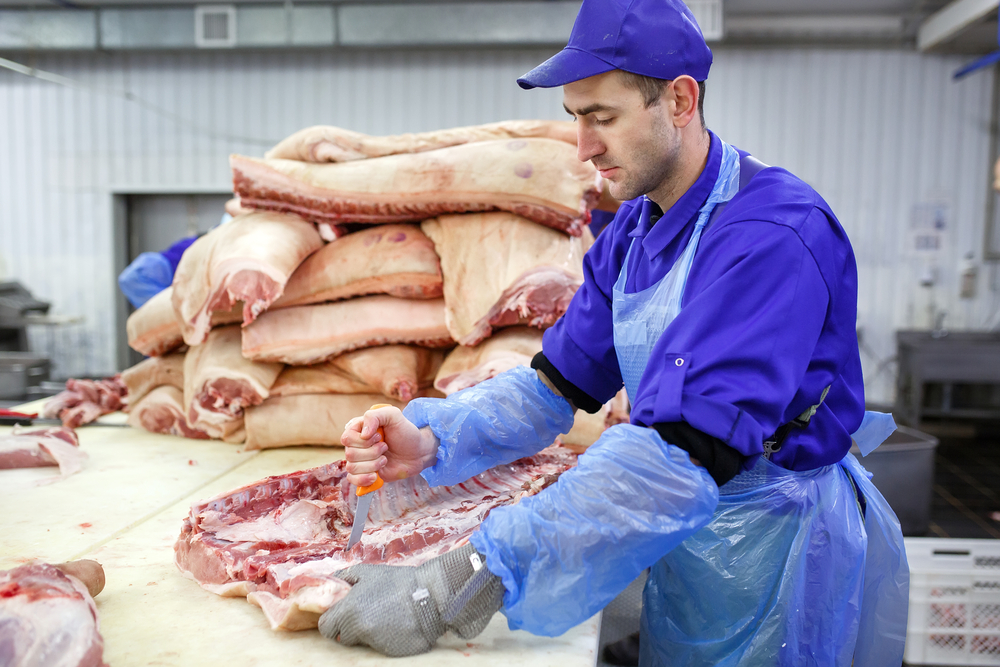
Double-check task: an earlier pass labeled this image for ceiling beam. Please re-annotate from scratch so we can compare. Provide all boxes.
[917,0,998,51]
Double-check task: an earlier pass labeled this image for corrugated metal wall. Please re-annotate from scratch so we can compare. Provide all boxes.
[0,47,993,403]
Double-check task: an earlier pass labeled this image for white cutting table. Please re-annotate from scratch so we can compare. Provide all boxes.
[0,402,600,666]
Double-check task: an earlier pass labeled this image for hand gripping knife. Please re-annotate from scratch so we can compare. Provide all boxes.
[346,403,391,550]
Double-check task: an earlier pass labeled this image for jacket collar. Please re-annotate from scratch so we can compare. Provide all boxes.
[628,130,722,259]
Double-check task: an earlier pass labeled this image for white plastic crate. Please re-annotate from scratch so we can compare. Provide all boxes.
[904,538,1000,665]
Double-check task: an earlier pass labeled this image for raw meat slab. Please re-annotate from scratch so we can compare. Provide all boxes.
[271,345,444,402]
[0,426,85,481]
[273,224,443,308]
[265,119,577,163]
[0,562,107,667]
[121,352,185,408]
[126,385,211,439]
[172,210,323,346]
[174,445,577,631]
[243,392,402,450]
[422,212,591,346]
[232,138,601,236]
[434,327,543,395]
[41,377,128,428]
[241,295,454,365]
[184,325,282,441]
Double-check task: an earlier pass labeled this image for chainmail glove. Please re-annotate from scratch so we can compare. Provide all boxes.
[318,543,504,657]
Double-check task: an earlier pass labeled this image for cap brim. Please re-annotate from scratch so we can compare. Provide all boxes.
[517,47,616,90]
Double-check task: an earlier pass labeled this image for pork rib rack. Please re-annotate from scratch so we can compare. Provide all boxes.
[174,446,577,631]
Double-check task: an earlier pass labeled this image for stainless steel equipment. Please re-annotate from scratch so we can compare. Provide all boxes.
[0,281,51,352]
[0,281,54,401]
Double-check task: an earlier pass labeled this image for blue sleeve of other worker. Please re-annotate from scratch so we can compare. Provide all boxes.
[118,252,174,308]
[404,365,575,488]
[470,423,719,636]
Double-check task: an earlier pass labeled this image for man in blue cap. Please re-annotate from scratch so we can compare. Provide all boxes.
[320,1,909,664]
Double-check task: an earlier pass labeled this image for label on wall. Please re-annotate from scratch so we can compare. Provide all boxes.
[910,201,949,255]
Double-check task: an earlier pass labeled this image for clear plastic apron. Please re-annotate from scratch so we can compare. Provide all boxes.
[610,142,909,666]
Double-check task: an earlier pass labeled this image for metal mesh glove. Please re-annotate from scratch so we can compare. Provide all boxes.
[318,543,504,657]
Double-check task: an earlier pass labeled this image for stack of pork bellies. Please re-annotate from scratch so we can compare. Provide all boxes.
[122,119,627,451]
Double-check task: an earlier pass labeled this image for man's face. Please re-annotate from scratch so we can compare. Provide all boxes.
[563,71,681,202]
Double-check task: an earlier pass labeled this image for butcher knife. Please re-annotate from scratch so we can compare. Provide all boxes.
[0,409,128,428]
[346,403,391,550]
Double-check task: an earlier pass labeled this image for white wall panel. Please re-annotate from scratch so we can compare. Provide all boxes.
[0,47,993,406]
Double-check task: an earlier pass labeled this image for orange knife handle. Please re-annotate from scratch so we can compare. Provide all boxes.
[356,404,393,496]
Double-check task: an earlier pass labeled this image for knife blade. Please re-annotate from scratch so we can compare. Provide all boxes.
[0,409,129,428]
[346,403,392,551]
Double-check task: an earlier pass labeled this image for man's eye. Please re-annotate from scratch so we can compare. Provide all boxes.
[594,117,613,126]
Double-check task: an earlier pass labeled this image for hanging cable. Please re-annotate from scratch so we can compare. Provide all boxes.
[0,55,277,147]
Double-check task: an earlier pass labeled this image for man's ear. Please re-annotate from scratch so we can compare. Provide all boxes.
[670,75,700,128]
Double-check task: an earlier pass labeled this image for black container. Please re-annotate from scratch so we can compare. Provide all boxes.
[850,425,939,536]
[0,352,51,400]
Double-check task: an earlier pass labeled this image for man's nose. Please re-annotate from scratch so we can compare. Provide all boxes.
[576,126,604,164]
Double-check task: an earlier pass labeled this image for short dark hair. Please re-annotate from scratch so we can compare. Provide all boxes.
[617,71,706,128]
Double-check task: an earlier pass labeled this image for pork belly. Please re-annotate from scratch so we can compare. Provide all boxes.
[172,211,323,346]
[434,327,543,396]
[184,325,282,441]
[265,119,577,163]
[121,352,185,408]
[422,212,591,346]
[0,562,107,667]
[272,224,442,308]
[243,393,402,450]
[232,138,601,236]
[127,385,211,439]
[241,296,453,365]
[174,445,576,630]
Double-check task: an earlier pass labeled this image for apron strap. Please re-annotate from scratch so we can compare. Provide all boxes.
[763,385,832,460]
[703,154,770,230]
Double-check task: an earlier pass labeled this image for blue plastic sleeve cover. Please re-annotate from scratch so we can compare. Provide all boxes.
[852,410,897,457]
[470,423,720,637]
[117,251,174,309]
[404,365,576,488]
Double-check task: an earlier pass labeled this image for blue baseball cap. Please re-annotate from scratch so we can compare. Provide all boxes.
[517,0,713,89]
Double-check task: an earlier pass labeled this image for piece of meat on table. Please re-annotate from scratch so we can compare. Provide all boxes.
[0,426,86,481]
[173,444,576,630]
[121,351,185,409]
[127,385,211,439]
[434,327,543,396]
[272,224,442,308]
[232,138,601,237]
[0,562,107,667]
[184,326,282,442]
[422,212,592,346]
[172,210,324,347]
[243,392,403,450]
[42,376,128,428]
[242,296,454,365]
[264,119,578,163]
